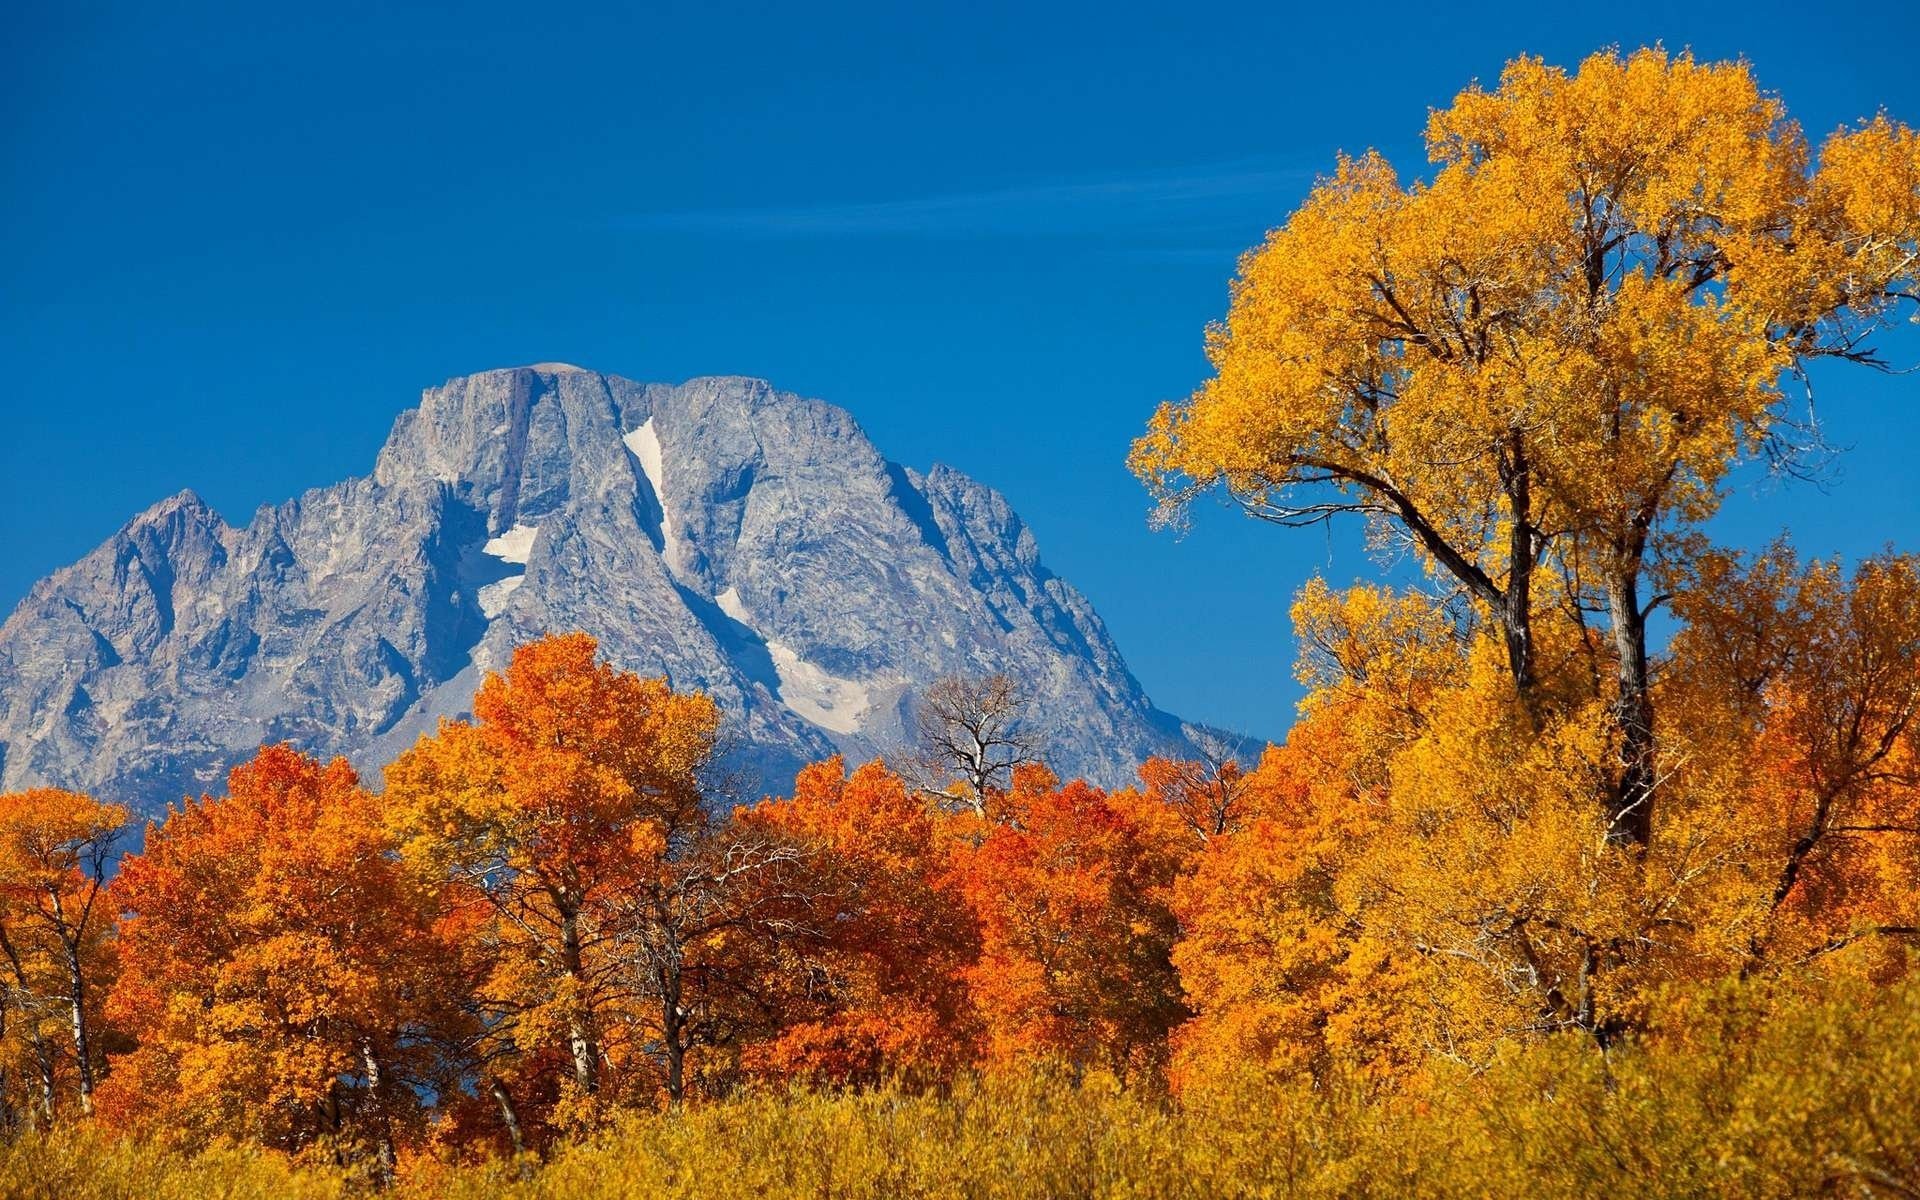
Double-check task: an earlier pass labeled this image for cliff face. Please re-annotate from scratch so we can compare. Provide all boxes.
[0,365,1210,813]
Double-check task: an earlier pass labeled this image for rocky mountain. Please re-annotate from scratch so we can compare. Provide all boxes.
[0,365,1221,816]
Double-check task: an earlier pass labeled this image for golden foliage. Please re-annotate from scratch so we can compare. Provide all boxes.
[0,787,125,1128]
[1135,48,1919,540]
[13,978,1919,1199]
[1133,46,1920,846]
[1171,555,1919,1084]
[382,633,728,1138]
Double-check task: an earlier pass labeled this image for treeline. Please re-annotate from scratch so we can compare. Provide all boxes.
[8,631,1202,1168]
[4,572,1919,1190]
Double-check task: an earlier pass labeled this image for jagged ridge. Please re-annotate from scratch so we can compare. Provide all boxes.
[0,366,1218,813]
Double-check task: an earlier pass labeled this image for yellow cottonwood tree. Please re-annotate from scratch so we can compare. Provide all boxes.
[1133,48,1920,844]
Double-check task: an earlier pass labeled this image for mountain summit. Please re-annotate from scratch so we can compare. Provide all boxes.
[0,366,1217,813]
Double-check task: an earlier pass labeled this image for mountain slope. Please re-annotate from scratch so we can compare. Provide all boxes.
[0,366,1217,813]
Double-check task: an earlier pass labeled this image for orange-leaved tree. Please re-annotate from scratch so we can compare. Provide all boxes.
[1663,545,1920,977]
[734,757,980,1083]
[100,746,458,1180]
[1162,716,1408,1088]
[952,766,1188,1077]
[383,633,737,1136]
[595,799,825,1106]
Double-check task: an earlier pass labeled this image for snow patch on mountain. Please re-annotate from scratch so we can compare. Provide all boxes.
[623,418,678,569]
[484,523,539,564]
[764,641,873,734]
[476,576,523,618]
[475,523,537,617]
[716,586,877,734]
[715,586,750,624]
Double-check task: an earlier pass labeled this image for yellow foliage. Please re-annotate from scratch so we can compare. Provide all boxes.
[1134,46,1920,847]
[1135,48,1917,547]
[14,978,1919,1199]
[1174,539,1919,1085]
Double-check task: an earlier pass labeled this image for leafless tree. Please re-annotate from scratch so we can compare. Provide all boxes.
[909,673,1041,815]
[1163,727,1261,842]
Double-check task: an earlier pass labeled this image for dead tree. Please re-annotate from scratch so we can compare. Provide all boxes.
[910,674,1040,815]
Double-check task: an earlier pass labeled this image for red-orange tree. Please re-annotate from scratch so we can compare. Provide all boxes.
[951,766,1188,1076]
[100,746,457,1179]
[735,758,980,1083]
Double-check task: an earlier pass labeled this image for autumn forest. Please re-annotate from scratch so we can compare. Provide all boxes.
[6,48,1920,1199]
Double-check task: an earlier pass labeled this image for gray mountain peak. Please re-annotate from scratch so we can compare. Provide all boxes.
[0,366,1221,814]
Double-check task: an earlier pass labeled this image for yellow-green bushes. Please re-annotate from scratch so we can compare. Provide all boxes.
[9,977,1914,1200]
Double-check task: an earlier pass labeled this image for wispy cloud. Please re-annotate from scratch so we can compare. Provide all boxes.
[609,160,1313,240]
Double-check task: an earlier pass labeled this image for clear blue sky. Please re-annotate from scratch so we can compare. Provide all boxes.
[3,1,1916,740]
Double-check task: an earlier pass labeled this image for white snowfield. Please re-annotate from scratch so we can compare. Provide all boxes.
[623,419,679,569]
[714,585,752,625]
[763,641,874,734]
[478,523,539,617]
[475,575,523,618]
[483,523,539,565]
[716,587,873,734]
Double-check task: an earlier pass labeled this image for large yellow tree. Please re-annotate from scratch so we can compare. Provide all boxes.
[1165,552,1920,1084]
[1133,48,1920,845]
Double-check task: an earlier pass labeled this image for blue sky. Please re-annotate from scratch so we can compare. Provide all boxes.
[3,1,1916,740]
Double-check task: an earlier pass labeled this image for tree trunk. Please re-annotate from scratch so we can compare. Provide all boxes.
[489,1077,528,1161]
[559,908,599,1096]
[1497,592,1536,708]
[28,1030,55,1130]
[60,935,94,1116]
[0,931,56,1128]
[0,1001,13,1135]
[1605,571,1655,847]
[965,739,991,816]
[1498,433,1539,711]
[661,962,686,1104]
[360,1040,396,1187]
